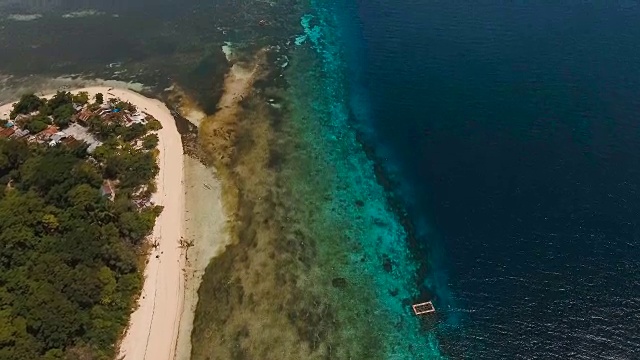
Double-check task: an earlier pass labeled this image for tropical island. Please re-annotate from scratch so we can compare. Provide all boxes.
[0,87,184,360]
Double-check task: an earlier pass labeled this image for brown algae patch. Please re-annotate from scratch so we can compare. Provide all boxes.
[191,46,427,359]
[194,95,342,359]
[167,84,207,128]
[194,54,317,357]
[195,78,333,360]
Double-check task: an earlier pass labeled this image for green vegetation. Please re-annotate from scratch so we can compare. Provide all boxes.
[72,92,90,105]
[10,91,79,130]
[94,93,104,105]
[43,91,73,116]
[142,134,159,150]
[0,96,161,359]
[119,123,146,143]
[114,101,137,113]
[94,141,159,190]
[9,94,44,119]
[52,104,74,128]
[23,115,50,134]
[86,115,152,144]
[146,117,162,131]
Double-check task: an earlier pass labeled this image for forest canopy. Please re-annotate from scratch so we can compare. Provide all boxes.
[0,99,160,360]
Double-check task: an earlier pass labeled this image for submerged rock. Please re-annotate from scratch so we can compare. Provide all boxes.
[331,277,348,289]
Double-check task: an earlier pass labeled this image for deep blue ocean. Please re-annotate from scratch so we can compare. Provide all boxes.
[338,1,640,358]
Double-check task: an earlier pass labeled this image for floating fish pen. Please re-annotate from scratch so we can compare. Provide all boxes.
[412,301,436,315]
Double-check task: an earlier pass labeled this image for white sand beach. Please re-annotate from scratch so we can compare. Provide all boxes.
[82,87,187,360]
[1,87,187,360]
[94,87,187,360]
[174,157,229,360]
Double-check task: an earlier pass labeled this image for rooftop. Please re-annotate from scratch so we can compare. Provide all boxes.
[0,127,16,138]
[38,125,60,137]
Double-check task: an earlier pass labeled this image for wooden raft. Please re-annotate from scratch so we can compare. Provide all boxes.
[412,301,436,315]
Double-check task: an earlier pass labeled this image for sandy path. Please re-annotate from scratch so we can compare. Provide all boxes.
[1,87,186,359]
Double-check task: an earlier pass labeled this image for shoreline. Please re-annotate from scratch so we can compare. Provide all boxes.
[76,87,187,360]
[173,57,256,359]
[174,156,230,360]
[95,87,186,360]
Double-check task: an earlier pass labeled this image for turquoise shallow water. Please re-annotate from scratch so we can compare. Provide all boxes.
[288,1,446,357]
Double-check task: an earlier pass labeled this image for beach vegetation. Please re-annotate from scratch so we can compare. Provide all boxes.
[94,93,104,105]
[9,93,44,119]
[0,134,160,359]
[115,100,137,113]
[119,123,147,142]
[45,91,73,116]
[146,117,163,131]
[23,117,49,134]
[142,134,159,150]
[72,91,90,105]
[87,102,101,113]
[86,115,154,144]
[52,103,75,128]
[86,115,116,141]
